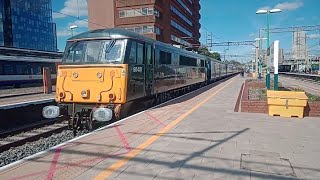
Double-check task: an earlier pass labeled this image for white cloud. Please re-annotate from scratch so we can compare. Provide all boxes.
[257,6,271,11]
[307,34,320,39]
[274,1,303,11]
[68,19,88,28]
[53,12,65,19]
[54,0,88,19]
[257,1,303,11]
[57,30,71,37]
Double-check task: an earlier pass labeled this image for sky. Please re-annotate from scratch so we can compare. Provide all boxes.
[52,0,320,61]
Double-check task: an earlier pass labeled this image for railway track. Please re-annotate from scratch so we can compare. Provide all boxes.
[280,76,320,95]
[0,121,68,152]
[0,118,63,139]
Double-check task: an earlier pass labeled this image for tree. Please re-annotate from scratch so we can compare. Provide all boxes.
[198,46,221,61]
[211,52,221,61]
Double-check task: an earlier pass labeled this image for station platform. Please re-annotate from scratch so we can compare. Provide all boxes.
[1,76,320,179]
[0,94,54,110]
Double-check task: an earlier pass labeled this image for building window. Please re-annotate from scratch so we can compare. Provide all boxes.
[170,5,193,26]
[171,34,192,47]
[177,0,192,15]
[170,20,193,37]
[119,7,160,18]
[119,11,125,17]
[125,26,161,35]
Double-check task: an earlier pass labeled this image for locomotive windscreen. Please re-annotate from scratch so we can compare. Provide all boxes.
[63,39,127,64]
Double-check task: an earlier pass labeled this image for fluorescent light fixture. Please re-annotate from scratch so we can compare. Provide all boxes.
[270,9,282,13]
[69,25,78,30]
[256,9,268,14]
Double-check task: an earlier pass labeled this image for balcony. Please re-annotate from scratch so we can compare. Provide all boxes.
[116,15,159,26]
[116,0,156,7]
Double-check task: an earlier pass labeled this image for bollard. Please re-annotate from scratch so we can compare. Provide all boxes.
[43,67,52,94]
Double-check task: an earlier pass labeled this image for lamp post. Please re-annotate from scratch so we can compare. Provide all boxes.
[69,25,78,37]
[256,8,282,89]
[255,36,267,79]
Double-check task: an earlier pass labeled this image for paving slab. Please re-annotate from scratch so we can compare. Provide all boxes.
[1,75,320,180]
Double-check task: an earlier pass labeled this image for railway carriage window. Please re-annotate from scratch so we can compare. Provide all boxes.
[155,49,160,65]
[31,66,42,75]
[16,64,29,75]
[0,65,3,75]
[129,41,137,63]
[201,60,205,67]
[159,51,166,64]
[159,51,171,65]
[180,56,197,66]
[4,64,15,75]
[172,53,179,65]
[137,43,144,64]
[166,52,172,64]
[146,45,152,65]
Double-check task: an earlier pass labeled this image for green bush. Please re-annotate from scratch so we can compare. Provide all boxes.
[307,93,320,102]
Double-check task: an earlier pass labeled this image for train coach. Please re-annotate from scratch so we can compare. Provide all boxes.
[0,47,62,87]
[42,28,240,133]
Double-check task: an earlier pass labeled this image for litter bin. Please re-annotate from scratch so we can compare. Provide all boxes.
[267,90,308,118]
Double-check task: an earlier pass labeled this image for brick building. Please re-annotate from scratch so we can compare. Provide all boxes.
[88,0,201,49]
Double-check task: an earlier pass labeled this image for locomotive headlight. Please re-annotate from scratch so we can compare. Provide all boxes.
[97,72,102,79]
[93,108,113,122]
[42,106,60,119]
[73,72,78,78]
[81,90,90,98]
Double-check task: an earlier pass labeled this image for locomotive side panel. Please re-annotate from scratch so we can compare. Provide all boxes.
[153,45,206,94]
[125,40,146,102]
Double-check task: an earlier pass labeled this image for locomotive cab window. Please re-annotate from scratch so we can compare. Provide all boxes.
[64,40,126,63]
[137,43,144,64]
[127,40,145,64]
[128,41,137,63]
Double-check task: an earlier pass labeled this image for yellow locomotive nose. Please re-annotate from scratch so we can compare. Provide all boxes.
[55,64,128,104]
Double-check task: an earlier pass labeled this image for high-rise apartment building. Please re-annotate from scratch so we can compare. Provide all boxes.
[292,31,308,61]
[0,0,57,51]
[88,0,201,49]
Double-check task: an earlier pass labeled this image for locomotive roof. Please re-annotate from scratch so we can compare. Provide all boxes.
[68,28,226,64]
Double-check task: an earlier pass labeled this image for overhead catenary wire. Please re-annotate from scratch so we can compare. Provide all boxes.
[51,0,222,50]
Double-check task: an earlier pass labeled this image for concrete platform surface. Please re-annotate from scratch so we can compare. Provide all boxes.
[0,76,320,180]
[0,94,54,109]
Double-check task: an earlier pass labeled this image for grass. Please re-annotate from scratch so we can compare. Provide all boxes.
[260,89,267,100]
[307,93,320,102]
[249,88,267,101]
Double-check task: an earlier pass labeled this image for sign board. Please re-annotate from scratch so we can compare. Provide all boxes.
[267,40,280,74]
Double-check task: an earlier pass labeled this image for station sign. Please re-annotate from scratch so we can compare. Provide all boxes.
[267,40,280,74]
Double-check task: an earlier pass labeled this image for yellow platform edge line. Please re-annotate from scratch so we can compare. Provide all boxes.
[93,78,235,180]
